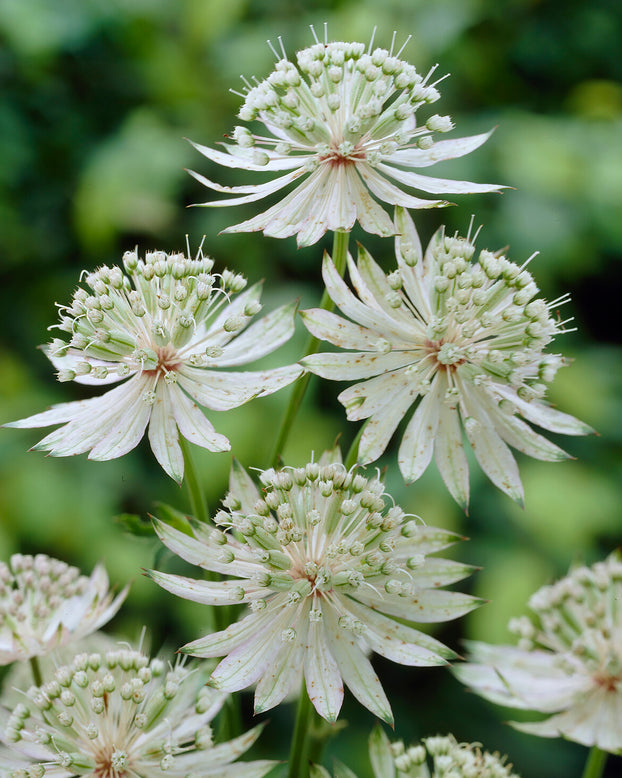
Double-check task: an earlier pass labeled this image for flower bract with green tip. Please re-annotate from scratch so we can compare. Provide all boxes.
[301,207,592,507]
[148,449,480,725]
[6,248,302,482]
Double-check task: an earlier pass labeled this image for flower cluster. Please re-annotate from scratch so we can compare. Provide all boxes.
[301,207,591,507]
[1,647,276,777]
[6,248,301,482]
[453,552,622,753]
[311,726,520,778]
[190,36,502,245]
[0,554,126,665]
[148,451,479,724]
[389,735,519,778]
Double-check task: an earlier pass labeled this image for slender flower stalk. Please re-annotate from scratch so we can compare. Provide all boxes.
[0,554,127,666]
[269,229,349,467]
[180,436,210,524]
[147,449,480,725]
[288,681,314,778]
[453,552,622,755]
[582,747,608,778]
[28,657,43,688]
[6,247,302,483]
[189,32,504,246]
[301,207,592,507]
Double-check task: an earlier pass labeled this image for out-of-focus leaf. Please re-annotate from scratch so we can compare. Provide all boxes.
[151,503,194,535]
[467,549,554,645]
[509,461,622,555]
[73,109,191,250]
[114,512,154,537]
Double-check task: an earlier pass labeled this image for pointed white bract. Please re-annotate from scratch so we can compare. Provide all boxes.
[6,249,302,482]
[301,207,592,507]
[148,450,480,725]
[190,37,504,246]
[0,554,127,666]
[454,552,622,754]
[0,646,276,777]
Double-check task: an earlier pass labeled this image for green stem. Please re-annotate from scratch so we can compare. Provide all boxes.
[216,692,244,745]
[270,230,350,468]
[581,746,608,778]
[29,656,43,687]
[180,437,209,524]
[179,439,243,737]
[288,681,313,778]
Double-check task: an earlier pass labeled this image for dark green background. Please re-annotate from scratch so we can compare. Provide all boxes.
[1,0,621,775]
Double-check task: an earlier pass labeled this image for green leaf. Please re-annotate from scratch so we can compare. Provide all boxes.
[152,502,194,536]
[113,512,154,537]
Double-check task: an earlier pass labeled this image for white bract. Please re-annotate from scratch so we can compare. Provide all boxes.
[0,647,276,777]
[0,554,127,666]
[453,553,622,754]
[6,248,301,482]
[148,450,480,725]
[301,207,592,508]
[311,726,520,778]
[189,35,503,246]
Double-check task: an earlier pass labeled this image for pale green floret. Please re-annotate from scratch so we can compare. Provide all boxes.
[301,208,592,506]
[7,244,301,482]
[151,452,479,724]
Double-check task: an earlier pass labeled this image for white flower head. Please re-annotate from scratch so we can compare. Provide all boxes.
[6,247,302,482]
[312,726,520,778]
[453,552,622,754]
[147,449,480,725]
[0,554,127,666]
[189,31,504,246]
[301,207,593,508]
[1,647,276,777]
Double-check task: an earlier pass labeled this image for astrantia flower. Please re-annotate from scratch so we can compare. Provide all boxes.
[312,725,521,778]
[0,554,127,665]
[189,34,503,246]
[453,553,622,754]
[147,450,480,724]
[301,207,592,507]
[6,248,302,482]
[0,647,276,777]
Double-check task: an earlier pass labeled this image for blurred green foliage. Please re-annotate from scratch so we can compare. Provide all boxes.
[1,0,621,776]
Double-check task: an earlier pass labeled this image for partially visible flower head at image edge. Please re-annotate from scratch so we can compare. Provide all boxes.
[147,448,480,725]
[189,29,505,246]
[5,247,302,482]
[453,552,622,754]
[0,554,127,665]
[0,646,277,777]
[311,724,521,777]
[301,207,593,508]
